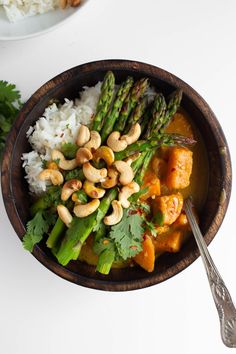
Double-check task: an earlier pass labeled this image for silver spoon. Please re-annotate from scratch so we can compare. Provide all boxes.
[184,198,236,347]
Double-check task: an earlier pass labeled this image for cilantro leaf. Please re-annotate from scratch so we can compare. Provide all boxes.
[0,81,22,161]
[93,237,115,255]
[22,210,55,252]
[0,81,21,103]
[61,143,78,159]
[129,213,144,240]
[44,185,62,208]
[144,219,157,237]
[108,209,144,260]
[65,168,85,181]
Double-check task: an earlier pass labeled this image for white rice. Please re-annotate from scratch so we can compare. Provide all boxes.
[0,0,59,23]
[22,82,101,195]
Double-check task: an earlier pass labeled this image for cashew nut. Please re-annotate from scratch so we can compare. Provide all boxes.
[57,205,73,227]
[104,200,123,225]
[51,149,64,161]
[76,147,93,165]
[61,179,82,201]
[101,167,119,189]
[107,131,128,152]
[121,123,141,145]
[83,162,107,183]
[76,125,90,147]
[72,192,81,204]
[51,149,78,171]
[113,160,134,185]
[47,161,59,170]
[119,181,140,208]
[93,146,115,166]
[38,169,64,185]
[73,199,100,218]
[124,152,141,166]
[83,180,105,199]
[84,131,101,150]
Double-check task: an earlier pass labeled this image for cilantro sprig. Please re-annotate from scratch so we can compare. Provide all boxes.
[0,81,22,160]
[23,210,56,252]
[109,208,144,260]
[94,207,145,264]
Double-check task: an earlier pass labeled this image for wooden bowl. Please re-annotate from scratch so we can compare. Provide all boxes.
[1,60,232,291]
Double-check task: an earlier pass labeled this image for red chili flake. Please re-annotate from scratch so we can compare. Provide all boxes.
[60,132,64,138]
[130,245,137,250]
[171,168,176,172]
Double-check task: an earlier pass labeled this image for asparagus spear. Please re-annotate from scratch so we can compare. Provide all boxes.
[156,89,183,131]
[46,217,66,249]
[114,139,155,160]
[114,78,149,132]
[100,77,134,143]
[134,150,154,186]
[144,93,166,138]
[114,134,196,161]
[55,188,118,266]
[96,248,115,275]
[131,152,147,175]
[124,96,148,133]
[92,71,115,132]
[94,222,107,243]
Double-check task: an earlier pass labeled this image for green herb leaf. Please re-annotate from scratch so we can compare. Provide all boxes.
[93,237,115,255]
[22,210,55,252]
[73,190,88,204]
[61,143,78,159]
[64,168,85,181]
[0,81,23,161]
[108,209,144,260]
[144,219,157,237]
[0,81,21,103]
[44,186,62,208]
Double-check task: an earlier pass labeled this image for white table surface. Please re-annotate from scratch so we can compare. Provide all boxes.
[1,1,236,353]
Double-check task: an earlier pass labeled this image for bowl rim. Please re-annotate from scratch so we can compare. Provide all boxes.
[1,59,232,291]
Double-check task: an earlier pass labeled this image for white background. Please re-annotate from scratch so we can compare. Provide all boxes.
[1,0,236,353]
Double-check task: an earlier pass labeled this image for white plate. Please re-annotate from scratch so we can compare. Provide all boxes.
[0,6,79,41]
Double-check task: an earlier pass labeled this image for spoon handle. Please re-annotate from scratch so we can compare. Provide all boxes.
[184,198,236,348]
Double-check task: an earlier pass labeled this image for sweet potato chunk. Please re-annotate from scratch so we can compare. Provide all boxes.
[134,236,155,272]
[152,193,183,225]
[154,230,184,253]
[173,213,189,228]
[151,157,167,180]
[141,170,161,201]
[166,147,193,190]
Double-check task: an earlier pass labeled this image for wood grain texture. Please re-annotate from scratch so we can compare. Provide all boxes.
[1,60,232,291]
